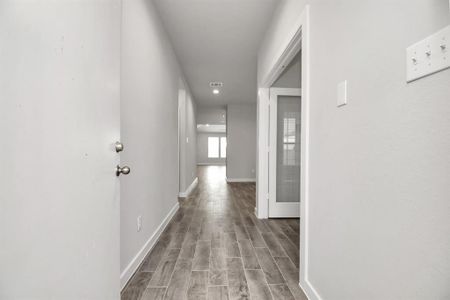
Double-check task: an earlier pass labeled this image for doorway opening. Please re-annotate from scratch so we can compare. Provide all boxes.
[196,106,227,182]
[268,53,302,218]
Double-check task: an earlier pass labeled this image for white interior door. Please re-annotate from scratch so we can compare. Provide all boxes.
[269,88,302,218]
[0,2,121,298]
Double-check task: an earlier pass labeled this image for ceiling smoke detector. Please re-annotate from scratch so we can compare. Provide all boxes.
[209,82,223,88]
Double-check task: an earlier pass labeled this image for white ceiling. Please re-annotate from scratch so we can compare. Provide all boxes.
[152,0,278,106]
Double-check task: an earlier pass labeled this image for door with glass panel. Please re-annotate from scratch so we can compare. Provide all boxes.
[269,88,302,217]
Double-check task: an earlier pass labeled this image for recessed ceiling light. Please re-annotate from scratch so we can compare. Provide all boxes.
[213,89,220,95]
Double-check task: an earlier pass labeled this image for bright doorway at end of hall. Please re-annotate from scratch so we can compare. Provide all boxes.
[196,106,227,167]
[269,52,302,218]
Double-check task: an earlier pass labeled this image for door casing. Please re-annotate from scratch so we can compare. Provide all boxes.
[255,4,316,299]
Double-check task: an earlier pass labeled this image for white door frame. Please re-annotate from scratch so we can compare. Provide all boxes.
[268,87,302,218]
[256,5,319,299]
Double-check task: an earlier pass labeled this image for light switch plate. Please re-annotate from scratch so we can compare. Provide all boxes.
[137,216,142,232]
[337,80,347,107]
[406,25,450,82]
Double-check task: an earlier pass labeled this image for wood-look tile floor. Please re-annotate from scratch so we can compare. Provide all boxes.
[121,166,307,300]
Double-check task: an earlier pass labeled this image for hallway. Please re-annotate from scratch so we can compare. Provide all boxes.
[122,166,306,300]
[2,1,450,299]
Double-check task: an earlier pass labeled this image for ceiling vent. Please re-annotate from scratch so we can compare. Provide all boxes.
[209,82,223,88]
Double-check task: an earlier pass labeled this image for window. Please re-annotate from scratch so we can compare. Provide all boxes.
[208,136,227,158]
[208,137,219,158]
[220,137,227,158]
[282,115,298,166]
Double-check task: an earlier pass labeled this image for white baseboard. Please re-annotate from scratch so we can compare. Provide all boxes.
[226,177,256,183]
[300,279,322,300]
[179,177,198,198]
[254,207,267,220]
[197,163,225,166]
[120,202,180,291]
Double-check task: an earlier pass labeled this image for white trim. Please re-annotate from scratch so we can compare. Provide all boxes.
[197,163,226,166]
[262,27,303,88]
[256,88,270,219]
[120,202,180,291]
[178,177,198,198]
[300,280,322,300]
[226,178,256,183]
[297,6,322,300]
[256,4,320,300]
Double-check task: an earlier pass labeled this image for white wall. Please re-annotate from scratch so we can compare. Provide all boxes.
[197,106,227,125]
[120,0,196,287]
[197,133,227,165]
[259,0,450,299]
[257,0,308,85]
[272,52,301,88]
[227,104,257,180]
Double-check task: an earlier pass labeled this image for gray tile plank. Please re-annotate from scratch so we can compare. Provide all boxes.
[245,269,273,300]
[140,287,167,300]
[254,247,285,284]
[183,231,200,246]
[165,258,192,300]
[250,215,272,233]
[192,240,211,270]
[274,257,307,300]
[199,221,213,240]
[121,272,153,300]
[261,232,287,258]
[179,242,197,259]
[274,232,299,268]
[268,284,295,300]
[209,269,228,286]
[210,247,227,270]
[208,286,230,300]
[139,240,168,272]
[168,232,186,249]
[246,225,266,248]
[238,239,260,269]
[234,224,250,241]
[224,232,241,258]
[187,270,208,300]
[226,258,250,300]
[148,248,180,287]
[211,231,223,248]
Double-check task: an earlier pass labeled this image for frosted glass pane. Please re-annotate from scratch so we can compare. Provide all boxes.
[208,137,219,158]
[276,96,301,203]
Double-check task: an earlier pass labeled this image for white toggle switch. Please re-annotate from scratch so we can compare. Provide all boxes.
[337,80,347,107]
[406,25,450,82]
